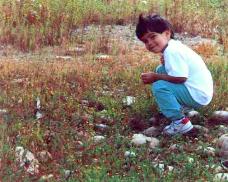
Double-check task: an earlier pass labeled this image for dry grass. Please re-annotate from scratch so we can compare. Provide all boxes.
[0,0,227,51]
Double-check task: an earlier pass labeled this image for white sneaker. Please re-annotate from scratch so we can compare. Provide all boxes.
[163,117,193,135]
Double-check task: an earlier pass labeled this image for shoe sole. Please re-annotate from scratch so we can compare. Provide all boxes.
[163,123,193,135]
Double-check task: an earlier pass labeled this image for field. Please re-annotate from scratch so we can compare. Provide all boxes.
[0,0,228,181]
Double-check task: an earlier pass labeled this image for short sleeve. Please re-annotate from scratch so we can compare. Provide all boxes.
[164,51,189,78]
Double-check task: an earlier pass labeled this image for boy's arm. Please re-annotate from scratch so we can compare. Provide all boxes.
[141,72,187,84]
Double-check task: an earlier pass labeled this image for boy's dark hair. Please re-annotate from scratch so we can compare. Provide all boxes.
[136,14,174,40]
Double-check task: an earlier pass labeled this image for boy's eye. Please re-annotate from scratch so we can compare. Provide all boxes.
[149,35,156,39]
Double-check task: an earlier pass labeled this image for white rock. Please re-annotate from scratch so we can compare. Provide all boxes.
[15,146,39,174]
[149,138,160,149]
[64,169,72,178]
[93,135,105,143]
[0,109,7,113]
[36,97,41,109]
[123,96,136,106]
[214,173,228,181]
[187,110,199,117]
[213,111,228,118]
[215,166,224,173]
[56,56,73,61]
[124,151,136,157]
[167,166,174,172]
[95,124,109,129]
[153,163,165,172]
[141,0,148,5]
[203,147,216,156]
[36,111,43,119]
[12,78,24,83]
[95,54,111,61]
[40,174,54,180]
[131,134,152,146]
[187,157,194,163]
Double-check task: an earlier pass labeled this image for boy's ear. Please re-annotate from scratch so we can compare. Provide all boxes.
[164,30,171,38]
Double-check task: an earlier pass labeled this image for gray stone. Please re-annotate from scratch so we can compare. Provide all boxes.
[193,125,209,133]
[142,127,160,137]
[217,134,228,159]
[37,150,52,162]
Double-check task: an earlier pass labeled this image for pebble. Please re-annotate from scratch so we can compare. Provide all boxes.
[153,163,165,172]
[40,174,54,180]
[149,138,160,149]
[124,151,136,157]
[64,169,72,179]
[56,56,73,61]
[204,147,216,156]
[169,144,183,151]
[93,135,105,143]
[187,110,200,117]
[0,109,7,113]
[94,124,109,132]
[122,96,136,106]
[187,157,194,163]
[167,166,174,172]
[95,54,111,61]
[37,150,52,162]
[131,134,152,146]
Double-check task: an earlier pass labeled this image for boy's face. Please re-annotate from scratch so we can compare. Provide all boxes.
[140,30,171,53]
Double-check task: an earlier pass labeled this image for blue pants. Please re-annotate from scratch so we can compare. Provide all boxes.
[151,65,202,121]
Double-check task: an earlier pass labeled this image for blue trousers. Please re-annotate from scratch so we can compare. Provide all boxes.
[151,65,202,121]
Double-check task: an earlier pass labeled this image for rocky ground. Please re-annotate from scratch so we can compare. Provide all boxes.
[0,24,224,61]
[1,24,228,181]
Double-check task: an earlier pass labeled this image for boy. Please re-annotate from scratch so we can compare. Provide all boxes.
[135,14,213,135]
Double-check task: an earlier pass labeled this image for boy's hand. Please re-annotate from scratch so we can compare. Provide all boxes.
[141,72,158,84]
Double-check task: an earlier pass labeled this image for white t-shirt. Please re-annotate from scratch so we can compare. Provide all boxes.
[163,39,213,105]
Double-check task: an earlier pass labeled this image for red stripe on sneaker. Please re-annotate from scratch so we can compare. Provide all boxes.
[181,117,189,124]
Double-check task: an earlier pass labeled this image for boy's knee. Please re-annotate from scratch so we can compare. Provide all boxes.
[155,65,166,74]
[151,80,167,92]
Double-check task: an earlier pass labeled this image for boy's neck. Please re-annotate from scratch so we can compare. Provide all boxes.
[161,44,168,53]
[161,38,172,53]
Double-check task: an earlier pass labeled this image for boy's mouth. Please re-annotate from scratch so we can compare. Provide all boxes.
[149,46,156,51]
